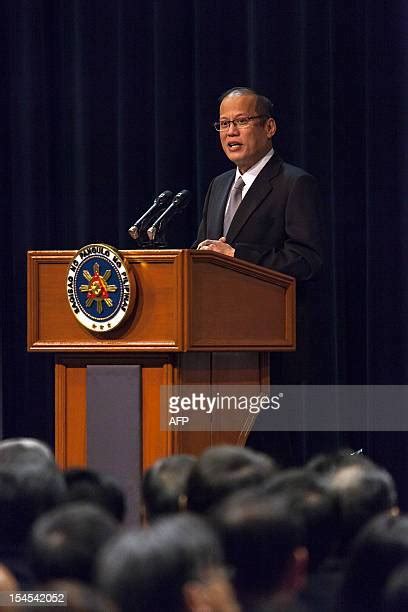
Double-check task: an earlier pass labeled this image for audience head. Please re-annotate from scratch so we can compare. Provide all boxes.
[142,454,197,521]
[0,437,55,468]
[383,564,408,612]
[306,448,369,475]
[187,445,277,514]
[30,502,118,584]
[264,468,340,571]
[97,512,239,612]
[339,513,408,612]
[64,468,126,522]
[211,490,307,610]
[327,461,397,553]
[0,467,66,547]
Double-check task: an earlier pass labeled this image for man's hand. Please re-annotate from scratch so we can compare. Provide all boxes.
[196,237,235,257]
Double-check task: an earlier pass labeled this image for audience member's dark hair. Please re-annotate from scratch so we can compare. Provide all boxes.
[0,465,66,547]
[328,462,397,554]
[0,440,66,587]
[264,468,340,571]
[97,513,230,612]
[142,454,197,521]
[186,445,276,514]
[383,564,408,612]
[0,438,55,468]
[64,468,126,522]
[30,502,118,584]
[306,448,373,475]
[339,514,408,612]
[211,490,305,607]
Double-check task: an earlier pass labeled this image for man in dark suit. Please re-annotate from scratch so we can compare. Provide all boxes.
[195,86,323,282]
[195,87,331,465]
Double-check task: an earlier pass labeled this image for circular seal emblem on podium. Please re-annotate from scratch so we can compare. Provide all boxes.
[66,244,135,332]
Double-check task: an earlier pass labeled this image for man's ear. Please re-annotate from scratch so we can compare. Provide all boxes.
[280,546,309,594]
[266,117,277,138]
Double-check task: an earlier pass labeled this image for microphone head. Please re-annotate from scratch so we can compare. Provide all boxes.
[172,189,191,208]
[154,190,173,206]
[128,190,173,240]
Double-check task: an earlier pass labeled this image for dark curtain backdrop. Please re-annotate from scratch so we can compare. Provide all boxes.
[1,1,407,496]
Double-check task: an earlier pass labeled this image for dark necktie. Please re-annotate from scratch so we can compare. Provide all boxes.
[223,176,245,235]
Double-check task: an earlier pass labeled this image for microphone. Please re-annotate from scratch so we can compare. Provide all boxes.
[128,190,173,240]
[147,190,191,241]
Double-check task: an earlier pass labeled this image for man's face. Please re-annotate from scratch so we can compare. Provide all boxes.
[219,94,276,173]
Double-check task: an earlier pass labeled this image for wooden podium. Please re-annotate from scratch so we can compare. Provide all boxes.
[27,249,295,472]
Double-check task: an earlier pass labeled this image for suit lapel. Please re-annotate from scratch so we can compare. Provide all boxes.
[226,154,283,242]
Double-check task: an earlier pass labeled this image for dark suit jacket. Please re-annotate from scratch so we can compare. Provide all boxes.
[194,153,323,281]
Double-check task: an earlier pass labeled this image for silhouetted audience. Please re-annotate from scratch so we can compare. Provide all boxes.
[64,467,126,522]
[96,512,240,612]
[0,437,55,468]
[306,448,369,476]
[264,468,340,572]
[325,460,398,557]
[0,439,66,587]
[186,445,277,514]
[142,454,197,521]
[30,502,118,584]
[211,489,308,611]
[338,514,408,612]
[264,468,341,611]
[0,436,406,612]
[382,564,408,612]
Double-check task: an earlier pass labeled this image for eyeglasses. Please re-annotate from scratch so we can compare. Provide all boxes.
[213,115,268,132]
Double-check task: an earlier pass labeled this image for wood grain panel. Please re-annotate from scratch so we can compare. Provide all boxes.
[55,361,87,468]
[28,251,184,351]
[187,252,295,350]
[28,250,295,352]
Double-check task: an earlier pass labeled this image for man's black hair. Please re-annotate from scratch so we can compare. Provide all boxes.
[218,87,274,119]
[211,490,305,605]
[0,465,66,547]
[142,454,197,521]
[186,445,277,514]
[328,462,397,554]
[339,514,408,612]
[30,502,118,584]
[264,468,340,571]
[306,448,373,475]
[0,437,55,469]
[97,513,226,612]
[383,564,408,612]
[64,468,126,522]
